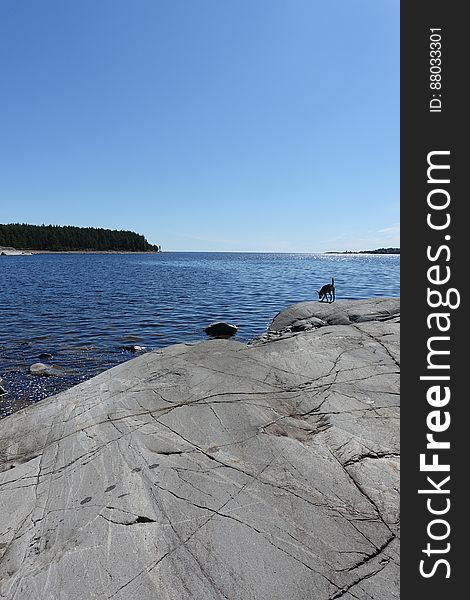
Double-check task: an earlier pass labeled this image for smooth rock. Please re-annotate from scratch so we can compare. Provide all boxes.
[262,298,400,340]
[38,353,53,360]
[29,363,50,376]
[0,298,399,600]
[204,321,238,337]
[0,246,32,256]
[28,363,65,377]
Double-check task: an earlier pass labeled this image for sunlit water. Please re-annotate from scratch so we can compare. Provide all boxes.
[0,252,399,416]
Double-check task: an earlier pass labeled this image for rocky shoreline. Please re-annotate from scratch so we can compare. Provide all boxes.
[0,298,400,599]
[0,246,32,256]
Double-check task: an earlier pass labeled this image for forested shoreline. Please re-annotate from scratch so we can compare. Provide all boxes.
[0,223,161,252]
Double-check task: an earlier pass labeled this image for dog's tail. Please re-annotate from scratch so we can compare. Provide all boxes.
[331,277,334,286]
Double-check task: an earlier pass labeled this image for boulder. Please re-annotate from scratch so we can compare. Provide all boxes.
[29,363,65,377]
[204,321,238,337]
[0,299,399,600]
[29,363,50,376]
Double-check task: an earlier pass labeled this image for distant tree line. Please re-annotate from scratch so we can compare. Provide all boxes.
[352,248,400,255]
[326,247,400,255]
[0,223,161,252]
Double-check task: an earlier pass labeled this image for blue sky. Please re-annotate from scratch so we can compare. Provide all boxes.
[0,0,399,252]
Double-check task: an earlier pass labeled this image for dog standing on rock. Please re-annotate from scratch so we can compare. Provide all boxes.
[317,277,335,303]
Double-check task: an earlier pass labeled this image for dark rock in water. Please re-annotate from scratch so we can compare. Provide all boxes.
[38,353,53,360]
[119,345,146,353]
[29,363,66,377]
[204,322,238,338]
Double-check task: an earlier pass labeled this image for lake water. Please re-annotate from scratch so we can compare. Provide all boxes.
[0,252,399,417]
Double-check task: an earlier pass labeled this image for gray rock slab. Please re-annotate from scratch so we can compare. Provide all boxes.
[269,297,400,332]
[0,247,32,256]
[0,299,400,599]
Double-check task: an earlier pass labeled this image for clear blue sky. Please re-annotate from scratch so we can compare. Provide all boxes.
[0,0,399,252]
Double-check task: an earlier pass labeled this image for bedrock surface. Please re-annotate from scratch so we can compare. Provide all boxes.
[0,298,400,600]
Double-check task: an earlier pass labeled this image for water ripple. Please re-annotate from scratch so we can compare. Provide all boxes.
[0,252,399,416]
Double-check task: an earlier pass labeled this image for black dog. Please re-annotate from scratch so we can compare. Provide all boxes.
[317,277,335,303]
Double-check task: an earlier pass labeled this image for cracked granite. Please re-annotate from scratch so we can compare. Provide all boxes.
[0,298,400,599]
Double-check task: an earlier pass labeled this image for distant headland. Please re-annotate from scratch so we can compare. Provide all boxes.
[0,223,161,253]
[325,247,400,255]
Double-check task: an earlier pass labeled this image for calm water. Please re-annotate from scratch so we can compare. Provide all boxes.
[0,252,399,417]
